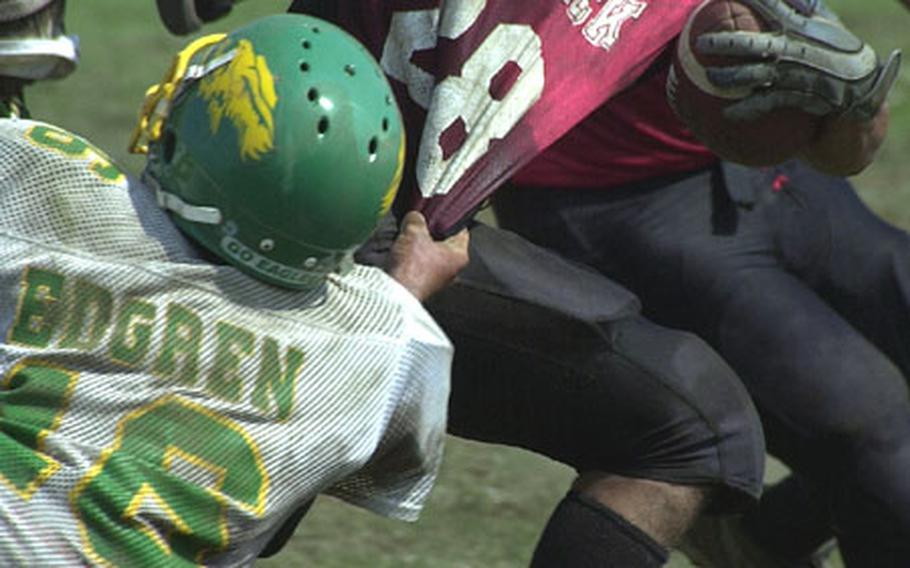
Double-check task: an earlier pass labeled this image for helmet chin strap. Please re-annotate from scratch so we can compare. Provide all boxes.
[0,34,78,80]
[143,171,223,225]
[128,33,229,155]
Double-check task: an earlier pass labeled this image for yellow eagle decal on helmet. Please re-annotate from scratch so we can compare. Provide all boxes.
[199,39,277,161]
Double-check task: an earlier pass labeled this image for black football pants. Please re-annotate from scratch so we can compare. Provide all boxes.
[423,222,766,514]
[493,160,910,567]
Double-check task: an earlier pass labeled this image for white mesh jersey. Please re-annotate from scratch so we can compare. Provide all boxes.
[0,118,453,567]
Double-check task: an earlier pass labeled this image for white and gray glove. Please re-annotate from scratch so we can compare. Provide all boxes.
[694,0,901,120]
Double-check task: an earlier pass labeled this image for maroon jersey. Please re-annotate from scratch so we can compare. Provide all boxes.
[325,0,702,235]
[512,56,716,189]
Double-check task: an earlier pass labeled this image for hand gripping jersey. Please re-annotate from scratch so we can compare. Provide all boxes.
[0,119,452,567]
[310,0,702,235]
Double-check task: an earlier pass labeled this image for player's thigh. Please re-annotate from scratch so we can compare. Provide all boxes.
[426,225,765,511]
[770,161,910,375]
[707,265,910,474]
[714,265,910,553]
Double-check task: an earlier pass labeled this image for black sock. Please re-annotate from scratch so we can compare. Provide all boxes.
[741,475,833,561]
[530,491,669,568]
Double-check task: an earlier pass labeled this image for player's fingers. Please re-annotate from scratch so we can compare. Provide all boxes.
[698,27,875,78]
[705,63,777,89]
[739,0,864,49]
[444,228,470,254]
[769,64,849,107]
[724,90,833,120]
[695,32,784,60]
[400,210,429,236]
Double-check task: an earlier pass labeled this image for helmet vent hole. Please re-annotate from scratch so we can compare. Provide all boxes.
[299,61,310,73]
[344,64,356,76]
[317,117,330,135]
[382,118,389,132]
[162,130,177,164]
[259,239,275,252]
[311,26,320,34]
[307,88,319,102]
[368,137,379,156]
[302,40,312,49]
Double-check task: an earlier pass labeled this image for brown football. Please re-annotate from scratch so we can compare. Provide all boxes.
[669,0,820,166]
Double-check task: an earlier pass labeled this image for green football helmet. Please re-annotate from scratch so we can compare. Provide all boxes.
[131,13,405,290]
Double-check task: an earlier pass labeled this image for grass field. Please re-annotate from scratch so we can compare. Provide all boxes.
[24,1,910,566]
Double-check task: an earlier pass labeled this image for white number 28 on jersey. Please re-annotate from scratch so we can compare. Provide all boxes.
[380,0,545,198]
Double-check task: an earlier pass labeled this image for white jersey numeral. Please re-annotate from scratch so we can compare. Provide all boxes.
[380,2,545,198]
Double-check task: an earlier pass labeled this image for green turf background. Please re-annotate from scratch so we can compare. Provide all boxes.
[24,1,910,566]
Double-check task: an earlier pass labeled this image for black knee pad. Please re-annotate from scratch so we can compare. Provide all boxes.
[602,317,767,512]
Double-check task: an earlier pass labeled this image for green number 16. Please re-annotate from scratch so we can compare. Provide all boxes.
[1,360,269,566]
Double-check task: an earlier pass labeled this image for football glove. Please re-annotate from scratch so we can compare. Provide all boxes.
[693,0,901,121]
